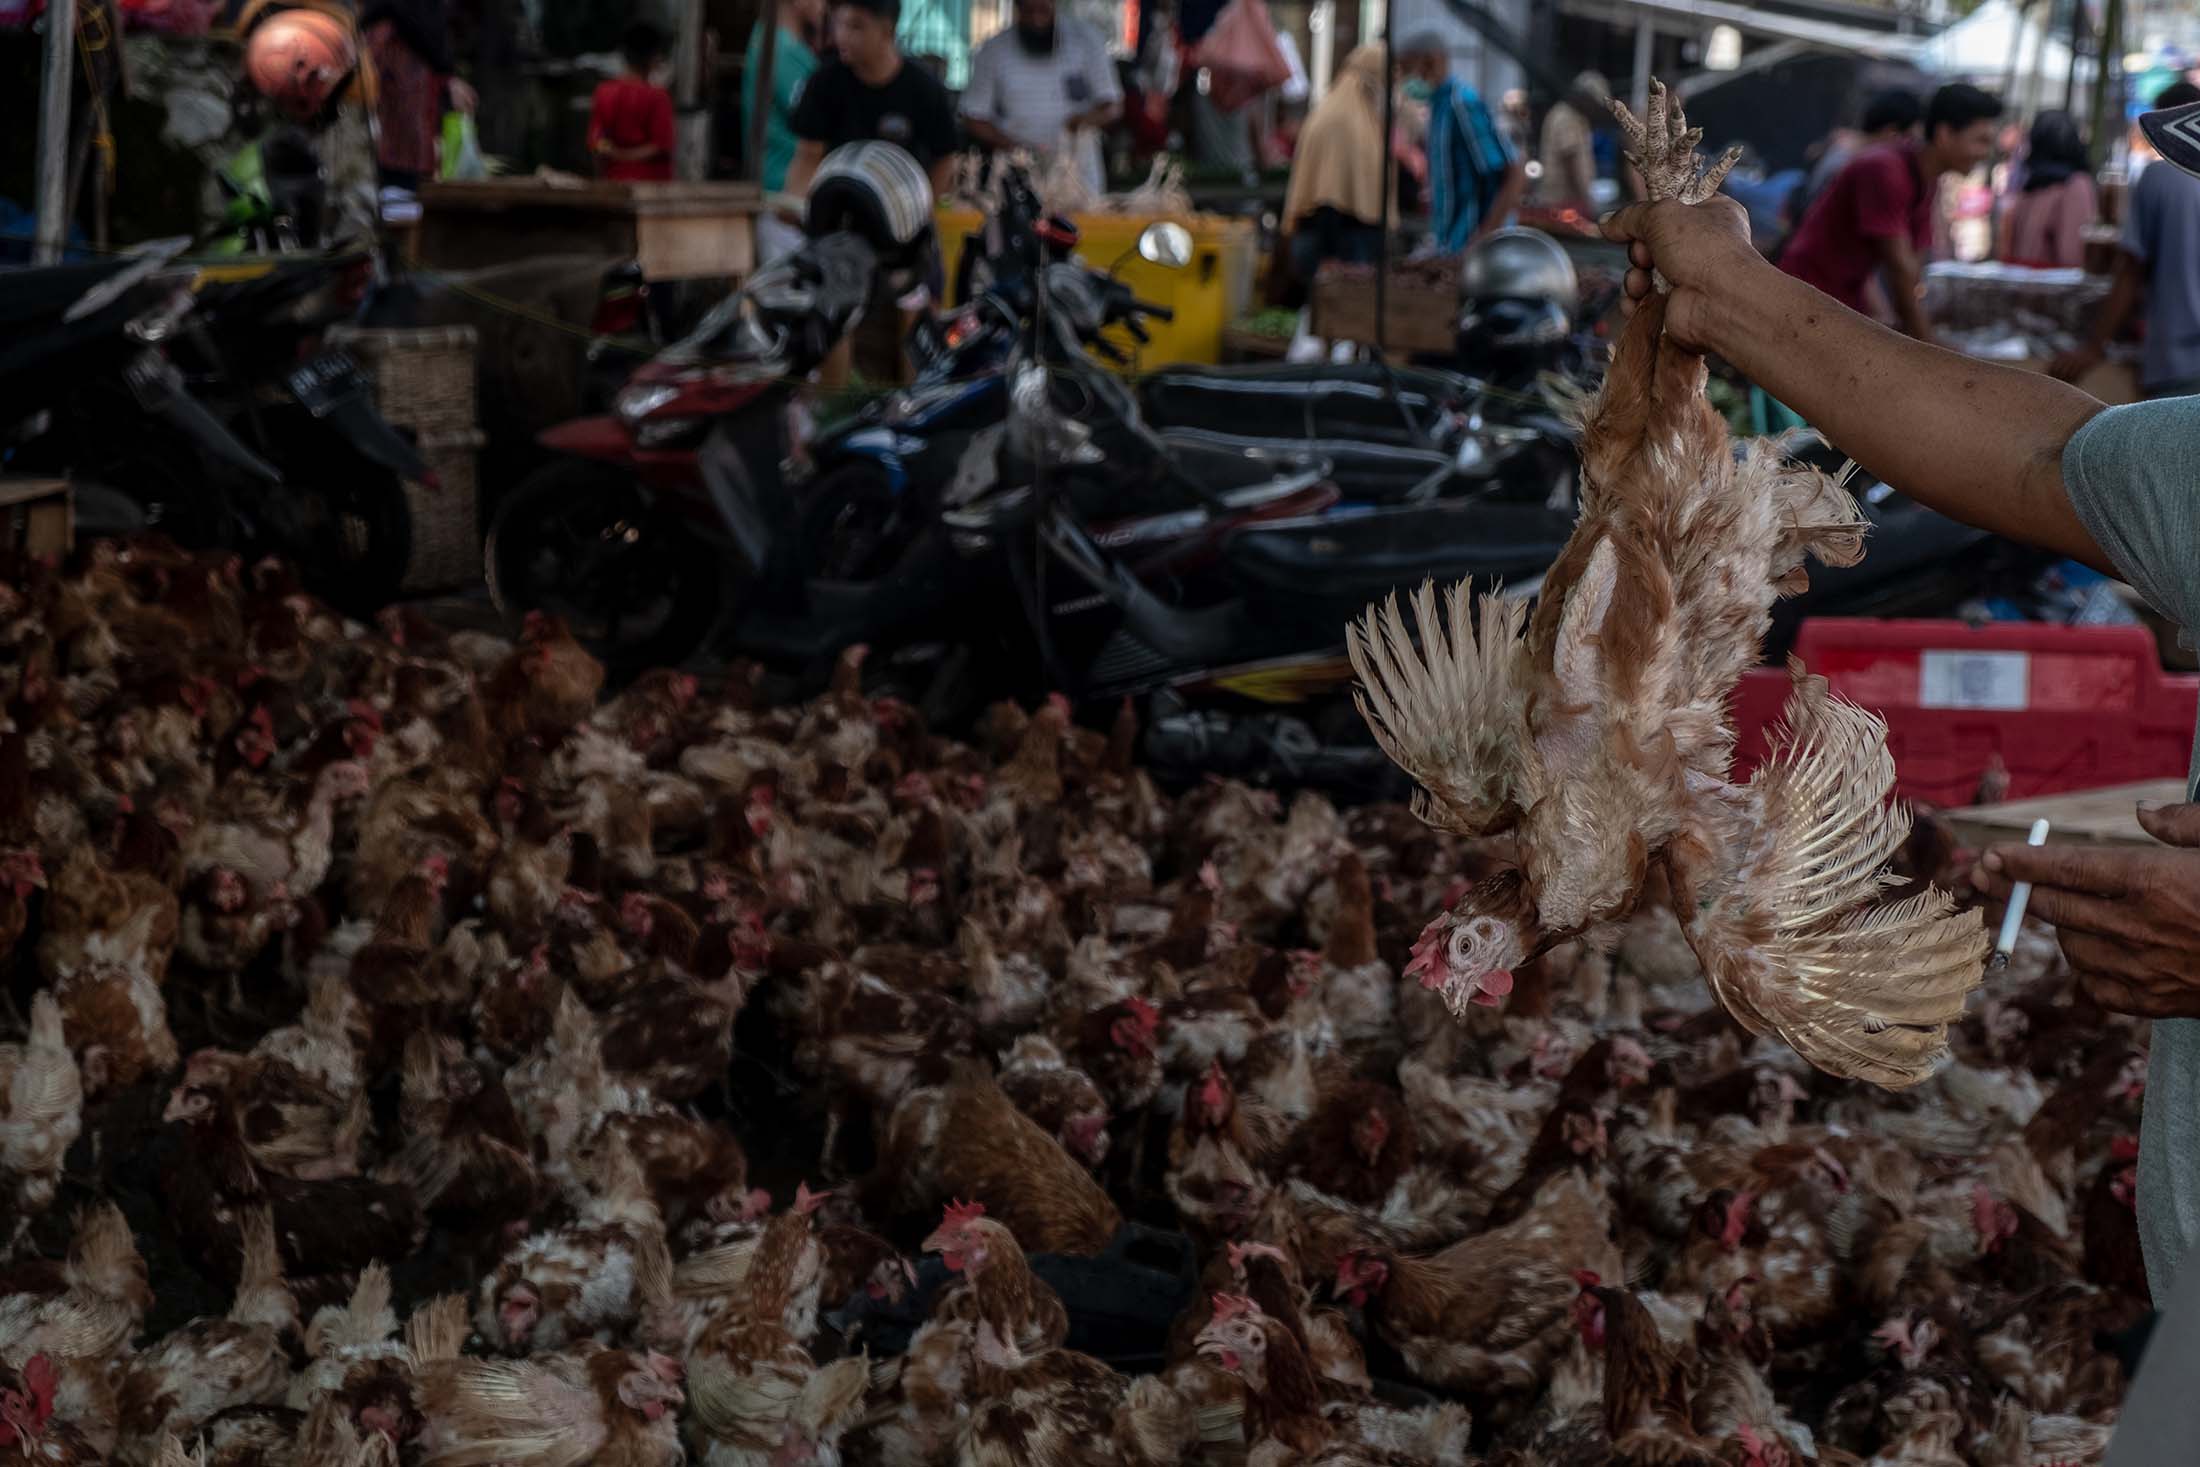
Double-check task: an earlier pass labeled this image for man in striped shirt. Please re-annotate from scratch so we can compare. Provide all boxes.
[1401,34,1524,255]
[961,0,1123,196]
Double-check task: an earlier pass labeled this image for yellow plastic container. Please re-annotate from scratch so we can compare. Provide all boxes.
[935,207,1258,369]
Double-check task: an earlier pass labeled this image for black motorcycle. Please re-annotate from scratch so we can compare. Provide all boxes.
[0,246,423,610]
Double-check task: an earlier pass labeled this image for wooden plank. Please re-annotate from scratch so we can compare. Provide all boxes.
[0,477,68,510]
[1944,779,2190,850]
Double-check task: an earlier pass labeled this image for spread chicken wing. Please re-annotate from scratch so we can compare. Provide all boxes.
[1347,80,1985,1088]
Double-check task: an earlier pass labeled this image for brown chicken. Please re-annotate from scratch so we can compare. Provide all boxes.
[868,1062,1121,1255]
[416,1344,684,1467]
[1345,82,1985,1089]
[1332,1170,1621,1407]
[919,1201,1070,1356]
[117,1209,298,1462]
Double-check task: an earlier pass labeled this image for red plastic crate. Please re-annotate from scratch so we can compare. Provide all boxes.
[1732,619,2199,808]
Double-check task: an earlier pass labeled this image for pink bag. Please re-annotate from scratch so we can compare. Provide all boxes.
[1190,0,1289,111]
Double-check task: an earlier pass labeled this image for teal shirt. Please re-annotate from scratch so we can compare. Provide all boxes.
[742,23,819,193]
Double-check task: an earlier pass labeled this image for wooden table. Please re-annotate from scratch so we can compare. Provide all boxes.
[0,477,72,560]
[415,179,762,282]
[1946,779,2190,851]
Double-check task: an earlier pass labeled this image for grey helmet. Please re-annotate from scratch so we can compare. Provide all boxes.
[1460,226,1579,312]
[806,141,935,264]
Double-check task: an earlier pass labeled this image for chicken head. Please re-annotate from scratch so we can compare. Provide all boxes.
[495,1282,541,1349]
[614,1352,685,1422]
[1401,868,1533,1019]
[1571,1271,1606,1349]
[920,1199,995,1275]
[1332,1250,1389,1309]
[1193,1293,1270,1389]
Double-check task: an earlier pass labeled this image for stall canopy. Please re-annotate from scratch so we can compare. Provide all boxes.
[1927,0,2076,83]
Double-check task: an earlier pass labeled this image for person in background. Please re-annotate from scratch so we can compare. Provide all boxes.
[785,0,962,202]
[1778,82,2000,343]
[2052,82,2200,397]
[1998,110,2097,268]
[361,0,476,190]
[1535,70,1608,215]
[1279,42,1393,286]
[1401,32,1523,254]
[586,22,676,182]
[960,0,1122,197]
[1788,87,1921,231]
[742,0,825,260]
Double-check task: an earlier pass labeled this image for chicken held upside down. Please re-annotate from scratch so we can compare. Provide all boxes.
[1347,82,1988,1088]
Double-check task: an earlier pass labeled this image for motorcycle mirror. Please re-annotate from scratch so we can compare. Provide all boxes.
[1135,221,1194,271]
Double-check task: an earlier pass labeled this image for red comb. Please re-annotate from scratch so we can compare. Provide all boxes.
[1209,1293,1256,1323]
[941,1198,986,1229]
[1125,995,1159,1027]
[1573,1269,1601,1288]
[795,1181,832,1215]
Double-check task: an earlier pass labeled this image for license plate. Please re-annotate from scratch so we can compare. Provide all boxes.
[286,351,368,418]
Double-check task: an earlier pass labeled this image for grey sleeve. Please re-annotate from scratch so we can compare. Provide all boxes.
[2061,398,2200,635]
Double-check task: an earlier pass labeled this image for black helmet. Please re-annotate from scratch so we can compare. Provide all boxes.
[1460,227,1579,313]
[1457,296,1573,381]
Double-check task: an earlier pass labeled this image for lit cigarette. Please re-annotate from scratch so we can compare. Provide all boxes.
[1989,818,2052,968]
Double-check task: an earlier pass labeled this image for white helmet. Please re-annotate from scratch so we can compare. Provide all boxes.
[806,142,935,263]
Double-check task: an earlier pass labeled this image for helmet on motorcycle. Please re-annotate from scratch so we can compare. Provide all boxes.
[805,142,935,266]
[244,9,358,122]
[1460,227,1579,313]
[1456,295,1572,380]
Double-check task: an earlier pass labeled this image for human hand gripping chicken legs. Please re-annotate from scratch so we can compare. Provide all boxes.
[1346,81,1989,1087]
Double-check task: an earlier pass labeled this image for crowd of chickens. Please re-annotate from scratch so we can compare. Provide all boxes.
[0,536,2154,1467]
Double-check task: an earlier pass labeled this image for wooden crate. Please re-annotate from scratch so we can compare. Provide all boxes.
[416,179,761,283]
[1946,779,2190,851]
[1309,269,1459,354]
[0,478,72,561]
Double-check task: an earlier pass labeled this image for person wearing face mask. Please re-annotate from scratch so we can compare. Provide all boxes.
[1398,33,1523,255]
[961,0,1123,196]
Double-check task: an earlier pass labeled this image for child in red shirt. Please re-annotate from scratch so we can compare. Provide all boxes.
[588,22,676,181]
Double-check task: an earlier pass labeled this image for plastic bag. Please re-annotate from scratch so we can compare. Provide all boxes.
[439,112,489,181]
[1190,0,1289,112]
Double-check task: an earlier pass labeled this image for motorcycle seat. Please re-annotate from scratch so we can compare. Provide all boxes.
[1220,499,1569,600]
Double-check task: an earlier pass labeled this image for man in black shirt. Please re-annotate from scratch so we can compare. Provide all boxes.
[785,0,961,199]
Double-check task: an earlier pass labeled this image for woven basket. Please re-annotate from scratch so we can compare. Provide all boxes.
[403,429,485,594]
[327,325,479,437]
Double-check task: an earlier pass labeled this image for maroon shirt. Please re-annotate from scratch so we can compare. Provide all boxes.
[1780,142,1933,313]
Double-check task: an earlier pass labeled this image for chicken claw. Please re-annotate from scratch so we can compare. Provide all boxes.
[1610,79,1742,208]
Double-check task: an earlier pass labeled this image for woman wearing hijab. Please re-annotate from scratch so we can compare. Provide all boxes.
[1279,43,1395,285]
[1999,110,2098,268]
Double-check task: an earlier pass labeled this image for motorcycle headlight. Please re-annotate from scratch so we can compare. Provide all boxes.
[635,416,706,449]
[615,382,681,425]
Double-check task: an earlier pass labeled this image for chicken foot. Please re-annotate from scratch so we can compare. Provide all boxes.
[1609,80,1740,292]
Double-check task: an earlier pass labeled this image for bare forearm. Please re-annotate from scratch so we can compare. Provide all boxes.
[2087,257,2142,350]
[1702,260,2111,570]
[1487,162,1526,231]
[963,117,1015,150]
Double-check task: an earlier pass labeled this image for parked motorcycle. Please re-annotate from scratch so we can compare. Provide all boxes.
[0,244,425,611]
